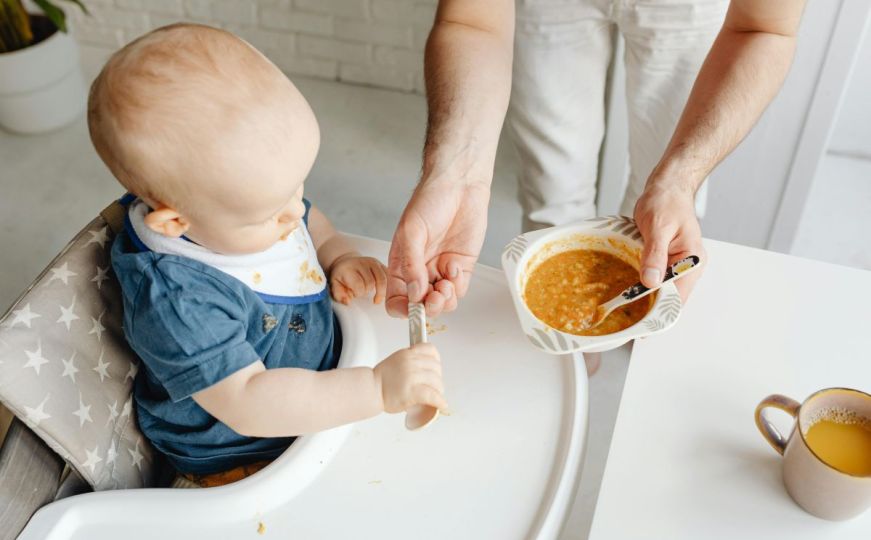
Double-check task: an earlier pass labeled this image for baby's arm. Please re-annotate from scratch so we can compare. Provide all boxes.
[306,204,358,272]
[307,204,387,304]
[191,344,447,437]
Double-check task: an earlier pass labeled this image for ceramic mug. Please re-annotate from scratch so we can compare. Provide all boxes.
[755,388,871,520]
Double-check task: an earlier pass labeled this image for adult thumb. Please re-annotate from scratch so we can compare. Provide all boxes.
[639,228,672,288]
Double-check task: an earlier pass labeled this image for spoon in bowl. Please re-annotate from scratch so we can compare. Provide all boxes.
[586,255,702,330]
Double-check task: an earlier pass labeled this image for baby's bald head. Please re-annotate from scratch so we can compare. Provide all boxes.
[88,24,319,226]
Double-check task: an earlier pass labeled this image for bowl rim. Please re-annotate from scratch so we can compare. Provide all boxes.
[501,216,683,354]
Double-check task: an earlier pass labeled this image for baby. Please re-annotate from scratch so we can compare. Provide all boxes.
[88,24,447,487]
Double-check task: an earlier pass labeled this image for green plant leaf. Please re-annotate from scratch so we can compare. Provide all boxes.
[64,0,88,15]
[33,0,67,33]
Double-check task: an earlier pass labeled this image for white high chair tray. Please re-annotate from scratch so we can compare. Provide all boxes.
[20,236,588,540]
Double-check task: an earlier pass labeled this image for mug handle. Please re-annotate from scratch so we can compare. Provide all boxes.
[755,394,801,455]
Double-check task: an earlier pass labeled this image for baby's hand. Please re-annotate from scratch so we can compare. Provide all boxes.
[374,343,448,414]
[330,255,387,305]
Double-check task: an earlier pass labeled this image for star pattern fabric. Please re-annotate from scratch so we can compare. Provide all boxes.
[47,262,77,286]
[85,227,109,249]
[0,215,156,490]
[24,393,51,425]
[89,310,106,342]
[4,303,41,329]
[61,351,79,383]
[23,340,49,375]
[91,266,109,290]
[93,349,111,382]
[56,295,80,331]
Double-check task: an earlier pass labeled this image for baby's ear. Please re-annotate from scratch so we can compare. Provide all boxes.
[143,206,190,238]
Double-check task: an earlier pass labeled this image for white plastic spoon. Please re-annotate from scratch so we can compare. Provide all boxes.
[405,302,440,431]
[587,255,702,329]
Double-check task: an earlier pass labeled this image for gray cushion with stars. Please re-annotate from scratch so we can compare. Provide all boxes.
[0,212,157,490]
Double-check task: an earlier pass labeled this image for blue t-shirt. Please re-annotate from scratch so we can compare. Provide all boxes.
[111,199,342,474]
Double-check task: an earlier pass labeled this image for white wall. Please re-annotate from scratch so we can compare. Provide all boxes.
[66,0,436,93]
[702,0,850,249]
[828,25,871,158]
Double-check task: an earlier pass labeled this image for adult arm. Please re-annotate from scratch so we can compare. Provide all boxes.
[635,0,807,300]
[386,0,515,317]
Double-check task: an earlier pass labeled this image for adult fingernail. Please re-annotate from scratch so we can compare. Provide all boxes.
[449,263,459,279]
[408,281,421,301]
[643,268,661,285]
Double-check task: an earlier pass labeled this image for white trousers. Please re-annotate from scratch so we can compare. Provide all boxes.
[505,0,729,231]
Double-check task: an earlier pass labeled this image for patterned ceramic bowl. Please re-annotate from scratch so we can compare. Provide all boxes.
[501,216,683,354]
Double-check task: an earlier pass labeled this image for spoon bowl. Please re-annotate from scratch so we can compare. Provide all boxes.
[587,255,701,330]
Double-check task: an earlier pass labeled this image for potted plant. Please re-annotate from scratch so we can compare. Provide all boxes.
[0,0,88,133]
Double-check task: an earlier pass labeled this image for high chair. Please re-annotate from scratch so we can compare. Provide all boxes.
[0,202,588,540]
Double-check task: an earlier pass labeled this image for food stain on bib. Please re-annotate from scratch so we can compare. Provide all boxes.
[299,261,324,285]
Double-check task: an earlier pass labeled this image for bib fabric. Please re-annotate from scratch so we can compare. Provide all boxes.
[125,198,327,304]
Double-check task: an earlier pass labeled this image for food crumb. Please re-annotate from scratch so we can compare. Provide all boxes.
[252,272,262,285]
[426,322,447,335]
[257,521,266,535]
[368,480,382,485]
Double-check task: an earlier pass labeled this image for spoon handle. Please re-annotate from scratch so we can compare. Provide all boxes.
[405,303,439,430]
[602,255,702,311]
[408,302,427,346]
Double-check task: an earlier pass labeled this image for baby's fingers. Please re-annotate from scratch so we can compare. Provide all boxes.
[409,353,442,377]
[349,269,371,298]
[329,280,350,304]
[334,271,366,302]
[369,262,387,304]
[414,384,449,412]
[413,369,444,395]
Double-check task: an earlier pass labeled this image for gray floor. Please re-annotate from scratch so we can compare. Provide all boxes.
[0,44,627,539]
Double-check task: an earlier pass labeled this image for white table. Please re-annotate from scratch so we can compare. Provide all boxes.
[589,240,871,539]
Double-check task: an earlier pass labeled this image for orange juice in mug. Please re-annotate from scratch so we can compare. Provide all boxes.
[755,388,871,520]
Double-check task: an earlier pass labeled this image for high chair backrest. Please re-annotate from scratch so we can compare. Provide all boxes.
[0,201,157,491]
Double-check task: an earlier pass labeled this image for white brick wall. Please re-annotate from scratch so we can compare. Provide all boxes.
[67,0,437,93]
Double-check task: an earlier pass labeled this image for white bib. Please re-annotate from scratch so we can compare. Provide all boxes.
[125,199,328,304]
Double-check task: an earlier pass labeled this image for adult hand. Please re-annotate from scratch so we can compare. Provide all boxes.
[633,182,707,303]
[386,179,490,318]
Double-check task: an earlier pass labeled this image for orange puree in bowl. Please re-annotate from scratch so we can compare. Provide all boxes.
[523,249,653,336]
